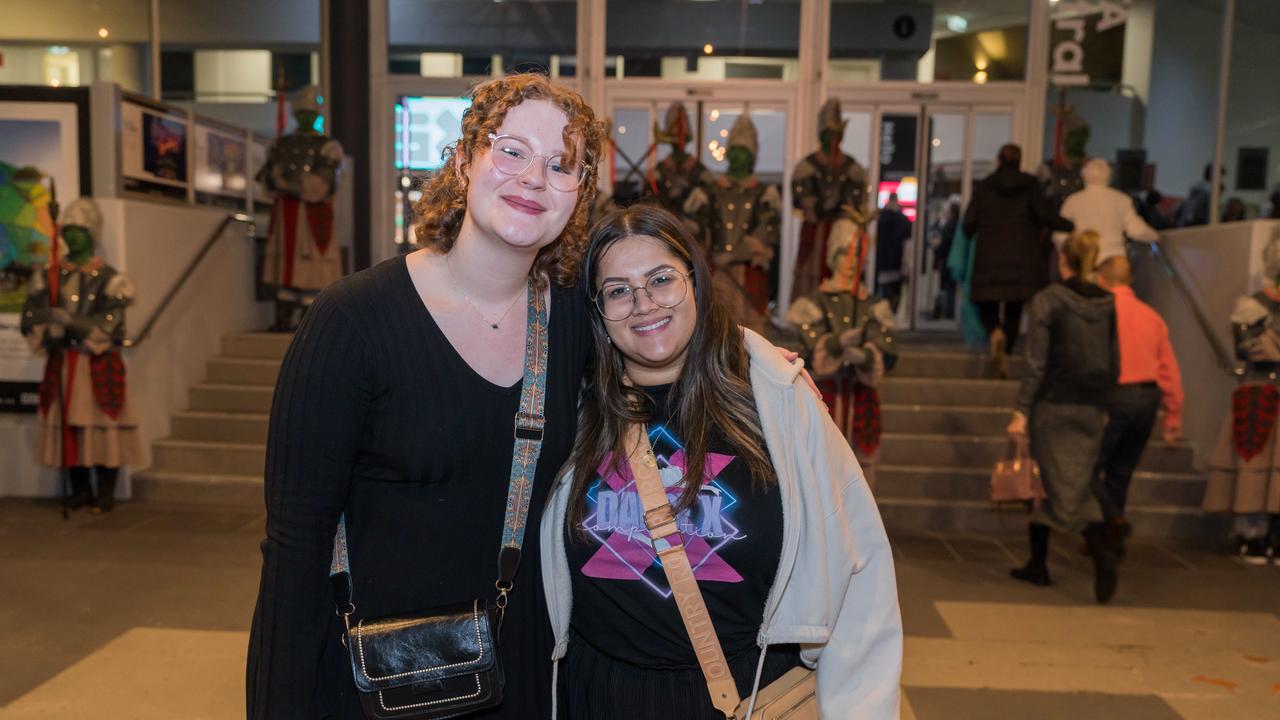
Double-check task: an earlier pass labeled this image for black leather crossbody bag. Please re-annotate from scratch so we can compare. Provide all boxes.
[329,280,549,719]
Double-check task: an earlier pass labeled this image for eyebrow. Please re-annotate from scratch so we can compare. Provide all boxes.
[498,132,568,156]
[599,264,680,285]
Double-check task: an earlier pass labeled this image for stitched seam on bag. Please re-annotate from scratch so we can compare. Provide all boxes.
[377,673,484,711]
[355,604,486,682]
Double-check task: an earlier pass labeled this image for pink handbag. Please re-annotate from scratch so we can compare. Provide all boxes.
[990,435,1045,505]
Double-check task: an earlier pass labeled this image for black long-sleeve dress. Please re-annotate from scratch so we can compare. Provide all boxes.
[246,254,589,718]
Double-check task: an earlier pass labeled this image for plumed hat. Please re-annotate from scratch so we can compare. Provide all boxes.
[818,98,847,137]
[60,197,103,241]
[728,114,758,157]
[657,103,691,145]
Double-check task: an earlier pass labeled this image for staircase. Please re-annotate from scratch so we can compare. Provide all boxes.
[132,332,285,507]
[874,338,1227,542]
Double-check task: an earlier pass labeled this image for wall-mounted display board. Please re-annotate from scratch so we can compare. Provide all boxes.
[120,95,191,203]
[193,116,249,210]
[0,86,92,413]
[250,134,272,214]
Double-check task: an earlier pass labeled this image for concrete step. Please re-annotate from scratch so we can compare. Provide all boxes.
[876,465,1207,507]
[221,332,294,360]
[891,351,1028,380]
[879,378,1019,407]
[131,470,263,507]
[882,404,1169,440]
[150,438,265,477]
[875,498,1230,542]
[206,357,281,386]
[189,382,274,414]
[878,433,1196,474]
[170,410,269,444]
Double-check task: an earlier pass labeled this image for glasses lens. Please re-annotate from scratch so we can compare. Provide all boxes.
[491,136,532,176]
[646,272,687,309]
[597,284,634,321]
[546,155,585,192]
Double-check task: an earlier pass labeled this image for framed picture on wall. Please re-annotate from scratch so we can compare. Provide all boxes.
[250,134,272,214]
[1237,147,1268,192]
[193,116,249,210]
[121,95,191,203]
[0,87,92,413]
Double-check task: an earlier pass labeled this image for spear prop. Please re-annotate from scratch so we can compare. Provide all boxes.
[46,177,69,520]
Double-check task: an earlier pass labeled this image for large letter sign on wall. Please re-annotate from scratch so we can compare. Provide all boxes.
[1050,1,1129,88]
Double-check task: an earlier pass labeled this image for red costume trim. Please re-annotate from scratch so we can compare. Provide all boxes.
[1232,384,1279,461]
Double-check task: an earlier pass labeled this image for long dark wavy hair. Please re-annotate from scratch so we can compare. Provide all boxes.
[568,204,776,528]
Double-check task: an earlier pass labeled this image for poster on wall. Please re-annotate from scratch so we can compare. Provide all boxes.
[121,98,190,202]
[250,134,272,213]
[193,118,248,210]
[0,98,84,413]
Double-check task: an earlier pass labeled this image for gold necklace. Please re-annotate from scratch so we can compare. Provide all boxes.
[446,253,526,330]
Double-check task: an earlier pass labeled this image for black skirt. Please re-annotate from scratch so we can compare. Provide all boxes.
[561,632,804,720]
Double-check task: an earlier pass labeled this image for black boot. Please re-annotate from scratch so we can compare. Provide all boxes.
[1011,522,1052,586]
[1084,522,1118,603]
[1107,517,1132,560]
[66,467,93,510]
[90,466,118,513]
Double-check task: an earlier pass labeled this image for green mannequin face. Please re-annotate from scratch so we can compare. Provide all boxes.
[295,109,322,134]
[62,225,94,265]
[820,128,844,154]
[727,146,754,180]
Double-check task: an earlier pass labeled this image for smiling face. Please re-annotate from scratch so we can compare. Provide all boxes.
[460,98,582,254]
[595,235,698,386]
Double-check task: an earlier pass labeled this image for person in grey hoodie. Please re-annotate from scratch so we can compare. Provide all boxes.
[1006,229,1120,603]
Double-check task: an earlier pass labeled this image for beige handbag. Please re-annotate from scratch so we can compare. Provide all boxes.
[624,424,818,720]
[989,435,1045,505]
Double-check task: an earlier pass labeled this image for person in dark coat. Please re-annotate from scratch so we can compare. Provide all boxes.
[963,144,1073,375]
[875,193,911,312]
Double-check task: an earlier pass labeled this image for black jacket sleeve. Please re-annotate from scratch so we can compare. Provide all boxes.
[247,289,374,719]
[1031,189,1074,233]
[962,186,981,238]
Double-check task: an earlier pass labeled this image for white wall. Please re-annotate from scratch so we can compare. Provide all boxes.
[0,199,271,498]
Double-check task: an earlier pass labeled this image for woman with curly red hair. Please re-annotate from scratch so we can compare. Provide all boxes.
[247,73,605,719]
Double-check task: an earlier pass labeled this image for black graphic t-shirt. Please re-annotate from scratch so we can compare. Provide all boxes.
[566,383,785,668]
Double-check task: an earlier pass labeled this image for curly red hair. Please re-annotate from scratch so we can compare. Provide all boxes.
[413,73,605,289]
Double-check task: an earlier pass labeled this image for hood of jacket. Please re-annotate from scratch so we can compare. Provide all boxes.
[1049,278,1114,322]
[987,165,1039,195]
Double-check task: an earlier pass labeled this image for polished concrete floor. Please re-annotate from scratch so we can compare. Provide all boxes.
[1,499,1277,719]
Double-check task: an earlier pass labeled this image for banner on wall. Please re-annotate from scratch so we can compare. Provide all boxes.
[193,118,249,210]
[0,99,83,413]
[1049,1,1128,87]
[121,98,190,202]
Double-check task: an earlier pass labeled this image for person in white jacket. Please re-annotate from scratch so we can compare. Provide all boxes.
[1054,158,1158,266]
[540,203,902,720]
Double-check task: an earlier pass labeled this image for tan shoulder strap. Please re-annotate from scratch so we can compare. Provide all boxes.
[624,423,743,718]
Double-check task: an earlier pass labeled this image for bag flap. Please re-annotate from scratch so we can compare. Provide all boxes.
[349,600,497,693]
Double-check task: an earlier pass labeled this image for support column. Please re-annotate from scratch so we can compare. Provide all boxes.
[148,0,161,99]
[576,0,606,113]
[330,0,373,271]
[1023,0,1051,172]
[1209,0,1235,226]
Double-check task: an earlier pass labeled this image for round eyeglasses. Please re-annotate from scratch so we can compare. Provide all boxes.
[594,270,691,321]
[487,133,589,192]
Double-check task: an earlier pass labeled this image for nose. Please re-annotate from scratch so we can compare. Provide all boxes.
[631,288,659,315]
[519,158,547,189]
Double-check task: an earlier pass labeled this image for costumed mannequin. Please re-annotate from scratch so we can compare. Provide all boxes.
[649,103,714,237]
[1043,93,1090,207]
[684,113,781,333]
[791,98,867,300]
[782,206,895,488]
[259,85,344,331]
[21,197,140,512]
[1204,233,1280,563]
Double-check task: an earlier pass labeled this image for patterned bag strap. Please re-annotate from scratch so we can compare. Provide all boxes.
[624,422,744,719]
[330,278,550,619]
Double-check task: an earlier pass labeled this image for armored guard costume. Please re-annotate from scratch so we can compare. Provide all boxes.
[684,114,781,333]
[791,99,867,300]
[259,85,344,330]
[782,206,895,488]
[649,103,714,238]
[1205,246,1280,561]
[21,198,140,512]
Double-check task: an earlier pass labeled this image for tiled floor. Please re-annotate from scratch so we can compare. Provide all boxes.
[1,499,1277,719]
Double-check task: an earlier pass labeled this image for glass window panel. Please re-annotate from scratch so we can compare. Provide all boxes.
[388,0,576,79]
[609,106,654,204]
[1223,0,1277,219]
[973,112,1013,180]
[918,111,966,328]
[608,1,799,81]
[839,110,874,173]
[0,0,150,91]
[830,0,1028,83]
[699,105,787,183]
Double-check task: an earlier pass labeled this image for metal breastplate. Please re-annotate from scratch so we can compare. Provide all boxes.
[268,133,342,196]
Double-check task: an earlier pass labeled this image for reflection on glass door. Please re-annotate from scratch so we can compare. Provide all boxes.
[872,111,920,324]
[916,111,966,330]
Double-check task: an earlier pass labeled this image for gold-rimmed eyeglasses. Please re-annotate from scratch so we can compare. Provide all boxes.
[594,270,692,321]
[486,133,588,192]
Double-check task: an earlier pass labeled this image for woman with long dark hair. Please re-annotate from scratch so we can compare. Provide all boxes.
[540,204,902,719]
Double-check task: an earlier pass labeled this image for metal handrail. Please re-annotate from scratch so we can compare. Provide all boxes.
[124,212,257,348]
[1145,242,1241,376]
